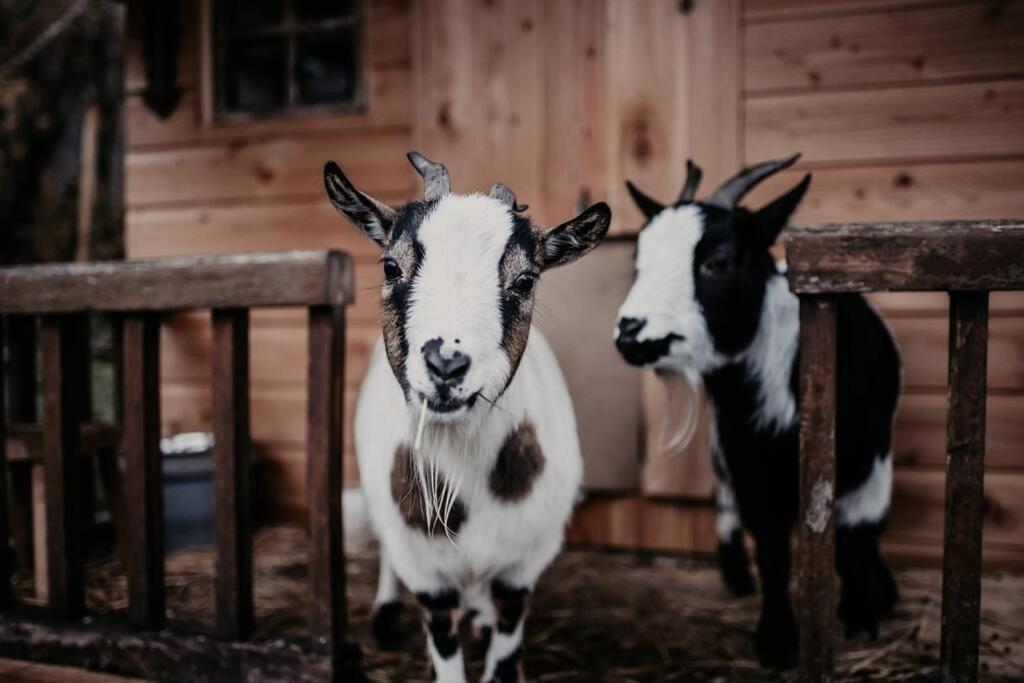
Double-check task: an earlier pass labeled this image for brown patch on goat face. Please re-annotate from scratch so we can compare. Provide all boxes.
[390,444,467,536]
[489,422,545,502]
[497,221,541,380]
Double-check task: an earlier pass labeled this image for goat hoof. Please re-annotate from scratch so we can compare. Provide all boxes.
[372,601,404,650]
[756,608,798,670]
[718,536,756,597]
[839,560,898,640]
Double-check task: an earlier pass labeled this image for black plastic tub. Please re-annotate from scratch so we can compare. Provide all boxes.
[161,433,214,552]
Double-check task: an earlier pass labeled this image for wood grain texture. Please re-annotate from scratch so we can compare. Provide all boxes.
[785,220,1024,293]
[211,309,253,640]
[797,296,838,681]
[745,1,1024,93]
[940,291,989,683]
[746,80,1024,165]
[305,307,347,654]
[40,316,85,618]
[0,251,353,313]
[745,158,1024,226]
[745,0,971,22]
[121,315,164,629]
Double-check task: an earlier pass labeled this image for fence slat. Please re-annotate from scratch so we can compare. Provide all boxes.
[306,306,347,656]
[7,316,37,423]
[0,319,11,605]
[40,315,86,617]
[212,308,253,639]
[122,314,165,629]
[940,291,989,683]
[798,296,838,682]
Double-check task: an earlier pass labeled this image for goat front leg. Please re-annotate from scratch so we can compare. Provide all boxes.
[754,527,798,670]
[715,480,755,596]
[481,580,530,683]
[416,588,466,683]
[372,550,404,649]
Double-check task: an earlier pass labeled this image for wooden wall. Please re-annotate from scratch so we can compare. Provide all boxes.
[123,0,1024,567]
[123,0,414,519]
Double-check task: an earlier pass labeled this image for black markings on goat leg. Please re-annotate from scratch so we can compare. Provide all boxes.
[491,648,522,683]
[491,581,529,634]
[416,589,460,660]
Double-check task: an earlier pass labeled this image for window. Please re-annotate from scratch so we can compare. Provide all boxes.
[215,0,361,117]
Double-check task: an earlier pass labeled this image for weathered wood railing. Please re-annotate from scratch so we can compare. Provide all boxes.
[785,220,1024,683]
[0,251,358,681]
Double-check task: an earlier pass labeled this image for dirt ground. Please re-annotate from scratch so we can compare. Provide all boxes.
[20,525,1024,682]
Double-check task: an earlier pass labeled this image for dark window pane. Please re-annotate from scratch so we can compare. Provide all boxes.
[293,0,357,23]
[224,38,286,112]
[224,0,283,31]
[294,29,358,105]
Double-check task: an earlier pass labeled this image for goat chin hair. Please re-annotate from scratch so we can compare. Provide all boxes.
[656,367,701,456]
[410,404,472,545]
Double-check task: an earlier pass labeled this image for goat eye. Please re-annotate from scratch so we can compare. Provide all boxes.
[382,258,402,281]
[512,273,536,296]
[700,255,731,276]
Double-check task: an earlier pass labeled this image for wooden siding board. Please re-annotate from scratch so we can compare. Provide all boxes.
[745,0,956,23]
[745,1,1024,93]
[746,79,1024,165]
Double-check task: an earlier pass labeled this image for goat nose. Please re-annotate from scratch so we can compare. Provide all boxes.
[422,339,471,383]
[617,317,646,340]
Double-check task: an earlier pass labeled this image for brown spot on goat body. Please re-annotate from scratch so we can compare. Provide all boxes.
[490,422,545,502]
[390,444,467,536]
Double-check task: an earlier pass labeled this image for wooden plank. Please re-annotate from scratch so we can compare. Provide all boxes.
[940,291,988,683]
[125,67,412,150]
[746,0,971,23]
[7,316,38,423]
[0,250,353,314]
[125,129,410,208]
[125,200,390,263]
[893,392,1024,470]
[745,2,1024,93]
[306,306,347,655]
[0,319,9,605]
[746,80,1024,165]
[797,296,838,681]
[745,159,1024,227]
[785,220,1024,293]
[0,608,358,682]
[211,309,253,640]
[40,316,85,618]
[891,316,1024,391]
[121,314,164,629]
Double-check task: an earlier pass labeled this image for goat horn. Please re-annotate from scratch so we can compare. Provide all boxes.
[676,159,703,204]
[708,153,801,208]
[490,183,529,212]
[407,151,451,201]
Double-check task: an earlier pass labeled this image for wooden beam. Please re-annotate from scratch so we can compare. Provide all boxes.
[785,220,1024,293]
[797,296,838,682]
[212,308,253,640]
[940,291,989,683]
[0,250,353,314]
[40,315,86,618]
[6,316,37,423]
[0,319,10,605]
[121,314,164,629]
[306,306,347,657]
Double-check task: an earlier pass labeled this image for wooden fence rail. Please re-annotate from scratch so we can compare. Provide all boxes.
[785,220,1024,683]
[0,250,358,682]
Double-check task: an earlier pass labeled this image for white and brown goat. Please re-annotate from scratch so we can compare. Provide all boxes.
[325,152,610,682]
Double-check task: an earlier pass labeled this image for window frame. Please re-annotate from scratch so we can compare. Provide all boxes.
[209,0,366,123]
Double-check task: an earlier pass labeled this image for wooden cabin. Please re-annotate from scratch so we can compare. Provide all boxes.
[123,0,1024,568]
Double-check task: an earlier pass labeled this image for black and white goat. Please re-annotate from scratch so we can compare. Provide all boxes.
[614,156,900,669]
[324,152,610,682]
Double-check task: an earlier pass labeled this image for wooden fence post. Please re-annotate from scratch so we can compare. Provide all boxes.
[40,315,86,618]
[940,291,989,683]
[306,305,347,663]
[0,318,10,605]
[797,296,838,682]
[212,308,253,640]
[122,314,165,629]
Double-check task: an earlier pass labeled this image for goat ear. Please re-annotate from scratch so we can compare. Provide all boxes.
[752,173,811,245]
[625,181,665,220]
[539,202,611,270]
[324,161,397,247]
